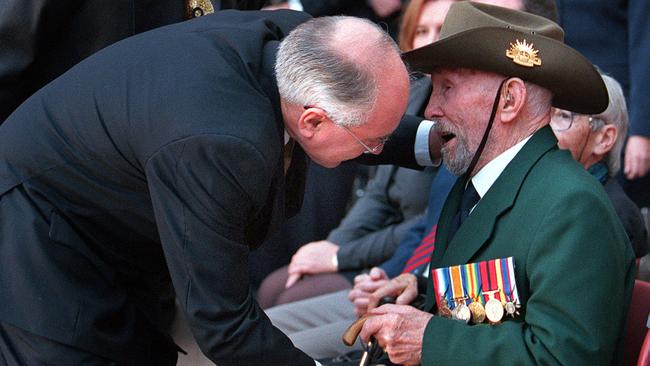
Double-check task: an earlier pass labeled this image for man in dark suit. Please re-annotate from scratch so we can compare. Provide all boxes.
[0,10,413,365]
[0,0,266,123]
[357,3,635,365]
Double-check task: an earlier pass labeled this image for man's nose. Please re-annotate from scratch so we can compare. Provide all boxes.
[424,94,443,120]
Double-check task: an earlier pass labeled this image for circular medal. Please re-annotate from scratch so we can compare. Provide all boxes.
[468,301,486,324]
[505,301,517,317]
[485,298,504,323]
[455,303,471,323]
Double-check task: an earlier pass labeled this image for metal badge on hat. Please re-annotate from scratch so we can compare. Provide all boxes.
[506,39,542,68]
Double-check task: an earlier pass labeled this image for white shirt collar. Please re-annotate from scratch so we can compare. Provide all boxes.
[284,130,291,145]
[471,134,533,198]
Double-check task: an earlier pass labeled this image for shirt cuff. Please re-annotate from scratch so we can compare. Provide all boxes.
[288,0,304,11]
[315,360,323,366]
[415,120,439,167]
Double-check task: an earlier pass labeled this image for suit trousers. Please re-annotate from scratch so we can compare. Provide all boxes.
[265,290,363,359]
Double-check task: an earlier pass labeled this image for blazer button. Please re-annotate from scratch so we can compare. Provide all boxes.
[185,0,215,19]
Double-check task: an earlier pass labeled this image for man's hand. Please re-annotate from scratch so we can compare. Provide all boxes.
[285,240,339,288]
[368,0,402,18]
[348,267,389,316]
[359,304,433,366]
[367,273,419,312]
[624,135,650,179]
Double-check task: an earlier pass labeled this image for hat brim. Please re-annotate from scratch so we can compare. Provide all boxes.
[403,27,608,115]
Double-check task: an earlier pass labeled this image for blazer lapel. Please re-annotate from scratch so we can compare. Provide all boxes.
[437,126,559,265]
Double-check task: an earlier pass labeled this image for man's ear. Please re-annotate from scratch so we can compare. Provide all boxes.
[500,78,526,124]
[593,124,618,155]
[297,107,328,139]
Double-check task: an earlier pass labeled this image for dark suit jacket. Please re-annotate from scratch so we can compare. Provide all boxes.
[0,10,316,365]
[0,0,266,123]
[421,127,635,365]
[604,177,649,257]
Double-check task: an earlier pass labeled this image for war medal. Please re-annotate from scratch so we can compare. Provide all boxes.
[468,299,486,324]
[454,298,471,324]
[483,289,504,324]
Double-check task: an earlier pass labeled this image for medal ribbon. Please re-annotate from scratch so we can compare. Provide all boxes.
[449,265,465,308]
[487,258,501,302]
[433,257,519,309]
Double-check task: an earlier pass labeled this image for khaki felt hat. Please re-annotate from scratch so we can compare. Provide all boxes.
[403,1,608,114]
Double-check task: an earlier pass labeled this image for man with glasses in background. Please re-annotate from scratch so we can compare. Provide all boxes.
[551,74,648,258]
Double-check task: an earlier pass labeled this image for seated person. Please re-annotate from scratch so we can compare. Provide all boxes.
[258,164,437,308]
[264,167,456,358]
[356,3,634,365]
[551,74,649,258]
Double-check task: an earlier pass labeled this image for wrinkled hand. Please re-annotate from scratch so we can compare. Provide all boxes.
[285,240,339,288]
[624,135,650,179]
[348,267,389,316]
[369,0,402,18]
[367,273,419,312]
[359,304,433,366]
[262,2,290,10]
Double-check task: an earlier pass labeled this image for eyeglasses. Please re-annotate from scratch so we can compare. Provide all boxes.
[304,105,390,154]
[339,124,390,154]
[550,109,604,132]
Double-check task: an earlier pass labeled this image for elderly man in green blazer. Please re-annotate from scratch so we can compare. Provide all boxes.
[356,2,636,365]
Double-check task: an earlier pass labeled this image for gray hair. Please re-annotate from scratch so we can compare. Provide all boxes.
[275,16,398,127]
[525,81,553,117]
[592,74,628,176]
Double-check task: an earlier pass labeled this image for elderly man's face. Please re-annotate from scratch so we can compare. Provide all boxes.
[424,68,500,176]
[305,61,410,168]
[551,108,599,166]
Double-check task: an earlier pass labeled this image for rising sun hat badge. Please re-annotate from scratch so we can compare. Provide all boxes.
[506,39,542,68]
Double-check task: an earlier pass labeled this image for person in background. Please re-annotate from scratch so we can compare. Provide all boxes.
[556,0,650,208]
[551,74,648,258]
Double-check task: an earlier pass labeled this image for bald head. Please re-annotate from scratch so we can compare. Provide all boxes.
[276,16,406,127]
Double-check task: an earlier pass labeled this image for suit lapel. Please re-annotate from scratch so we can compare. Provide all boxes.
[435,126,559,266]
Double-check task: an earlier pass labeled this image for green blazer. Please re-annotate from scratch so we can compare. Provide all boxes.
[422,126,635,365]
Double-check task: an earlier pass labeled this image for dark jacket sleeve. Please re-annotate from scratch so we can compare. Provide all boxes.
[379,167,456,277]
[335,213,425,271]
[628,0,650,137]
[145,136,314,366]
[605,178,649,257]
[379,213,429,277]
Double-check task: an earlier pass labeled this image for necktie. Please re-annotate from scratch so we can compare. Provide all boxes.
[402,225,437,275]
[449,180,480,240]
